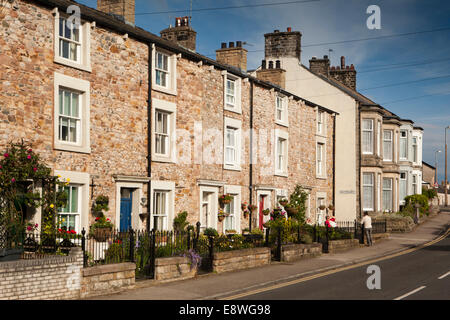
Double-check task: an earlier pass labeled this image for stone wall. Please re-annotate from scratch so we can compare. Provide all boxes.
[154,256,197,281]
[0,248,83,300]
[373,217,414,233]
[327,239,360,253]
[212,247,271,273]
[281,243,322,262]
[81,262,135,298]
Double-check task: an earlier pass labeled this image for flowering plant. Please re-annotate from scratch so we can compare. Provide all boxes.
[26,223,39,232]
[247,204,257,211]
[241,202,248,211]
[219,194,233,205]
[182,249,202,270]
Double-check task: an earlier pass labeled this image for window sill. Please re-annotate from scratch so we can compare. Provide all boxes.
[315,132,327,138]
[316,175,327,180]
[54,144,91,154]
[275,120,289,128]
[274,172,288,178]
[152,154,176,163]
[152,83,177,96]
[54,57,92,73]
[224,164,241,171]
[224,105,242,114]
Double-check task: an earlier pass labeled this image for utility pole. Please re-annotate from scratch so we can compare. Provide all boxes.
[445,126,450,206]
[435,150,441,187]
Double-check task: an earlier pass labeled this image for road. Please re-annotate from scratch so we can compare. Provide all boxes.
[229,233,450,300]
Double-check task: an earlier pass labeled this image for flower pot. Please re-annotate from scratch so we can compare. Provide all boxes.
[220,199,232,205]
[59,238,74,255]
[279,200,288,207]
[93,227,112,242]
[285,207,298,217]
[23,237,38,252]
[218,215,225,222]
[262,210,270,216]
[139,213,149,220]
[41,237,57,253]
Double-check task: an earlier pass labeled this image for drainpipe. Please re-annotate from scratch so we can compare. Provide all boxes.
[332,113,336,216]
[146,43,153,231]
[249,79,254,232]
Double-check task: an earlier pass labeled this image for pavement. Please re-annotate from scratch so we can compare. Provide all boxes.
[88,210,450,300]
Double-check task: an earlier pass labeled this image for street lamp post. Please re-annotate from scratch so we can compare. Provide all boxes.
[446,126,450,207]
[435,150,442,187]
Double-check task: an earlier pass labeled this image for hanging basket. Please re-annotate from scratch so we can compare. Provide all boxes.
[218,215,225,222]
[279,200,289,207]
[93,227,112,242]
[262,209,270,216]
[285,207,298,218]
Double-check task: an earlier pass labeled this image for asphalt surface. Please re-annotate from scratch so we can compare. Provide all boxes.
[237,233,450,300]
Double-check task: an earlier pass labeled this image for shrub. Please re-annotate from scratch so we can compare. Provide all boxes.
[422,187,437,200]
[173,211,190,232]
[203,228,218,237]
[404,194,429,216]
[300,233,313,244]
[105,242,125,263]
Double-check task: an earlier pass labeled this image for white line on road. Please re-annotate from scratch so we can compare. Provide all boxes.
[438,271,450,280]
[394,286,426,300]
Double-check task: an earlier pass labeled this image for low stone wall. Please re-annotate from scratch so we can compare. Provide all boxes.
[281,243,322,262]
[327,239,360,253]
[0,248,83,300]
[81,262,135,298]
[212,247,271,273]
[154,256,197,281]
[374,217,414,233]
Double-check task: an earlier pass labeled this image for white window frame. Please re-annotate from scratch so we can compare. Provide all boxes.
[150,181,175,231]
[152,98,177,163]
[223,117,242,171]
[362,173,374,211]
[316,192,327,225]
[199,185,219,231]
[382,178,393,212]
[223,185,241,233]
[152,46,177,95]
[400,130,408,160]
[54,72,90,154]
[316,142,324,176]
[222,71,242,114]
[54,170,89,233]
[274,129,288,177]
[317,110,325,135]
[316,136,327,179]
[399,171,407,203]
[362,119,374,155]
[377,121,381,156]
[412,137,418,164]
[383,130,393,161]
[275,94,289,127]
[412,174,417,195]
[53,8,91,72]
[57,184,81,233]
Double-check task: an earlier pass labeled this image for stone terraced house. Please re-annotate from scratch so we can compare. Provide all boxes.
[250,29,423,218]
[0,0,337,234]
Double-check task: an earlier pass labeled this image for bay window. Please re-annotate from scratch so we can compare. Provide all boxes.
[382,178,393,212]
[362,119,374,154]
[383,130,393,161]
[363,173,374,211]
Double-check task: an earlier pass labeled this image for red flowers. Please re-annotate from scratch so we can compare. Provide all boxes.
[11,178,15,183]
[33,167,37,172]
[27,155,31,160]
[28,149,32,153]
[95,217,100,221]
[4,153,9,158]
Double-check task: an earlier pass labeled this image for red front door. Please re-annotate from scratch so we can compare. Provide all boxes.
[259,196,265,230]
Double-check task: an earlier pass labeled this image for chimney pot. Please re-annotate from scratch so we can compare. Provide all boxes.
[268,61,274,69]
[341,56,345,68]
[350,64,355,70]
[221,42,227,49]
[229,41,235,48]
[324,55,328,59]
[236,41,242,47]
[274,29,279,33]
[311,56,317,60]
[287,27,292,32]
[262,60,266,69]
[276,60,281,69]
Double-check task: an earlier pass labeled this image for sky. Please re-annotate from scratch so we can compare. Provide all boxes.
[77,0,450,183]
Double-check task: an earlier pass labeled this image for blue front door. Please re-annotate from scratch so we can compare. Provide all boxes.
[120,189,133,232]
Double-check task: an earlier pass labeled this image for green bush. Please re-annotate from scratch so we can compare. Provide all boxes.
[300,233,313,244]
[105,242,125,263]
[404,194,429,216]
[422,187,437,200]
[173,211,190,232]
[203,228,218,237]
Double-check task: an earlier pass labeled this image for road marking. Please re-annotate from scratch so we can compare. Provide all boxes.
[438,271,450,280]
[394,286,426,300]
[221,228,450,300]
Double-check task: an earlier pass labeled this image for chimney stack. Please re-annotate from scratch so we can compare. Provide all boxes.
[264,27,302,61]
[309,55,330,77]
[256,59,286,89]
[329,56,357,90]
[160,16,197,51]
[97,0,135,25]
[216,41,248,72]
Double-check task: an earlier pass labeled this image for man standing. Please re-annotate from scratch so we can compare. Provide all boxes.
[361,211,373,246]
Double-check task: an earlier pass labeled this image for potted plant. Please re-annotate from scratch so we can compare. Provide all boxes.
[243,209,250,218]
[203,228,218,237]
[219,194,233,206]
[218,209,228,222]
[262,208,270,216]
[284,203,299,217]
[328,204,335,211]
[89,215,114,242]
[319,204,326,211]
[248,204,257,212]
[92,195,109,216]
[241,202,248,211]
[278,198,289,207]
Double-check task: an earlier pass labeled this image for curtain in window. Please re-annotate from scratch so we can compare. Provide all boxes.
[363,173,374,210]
